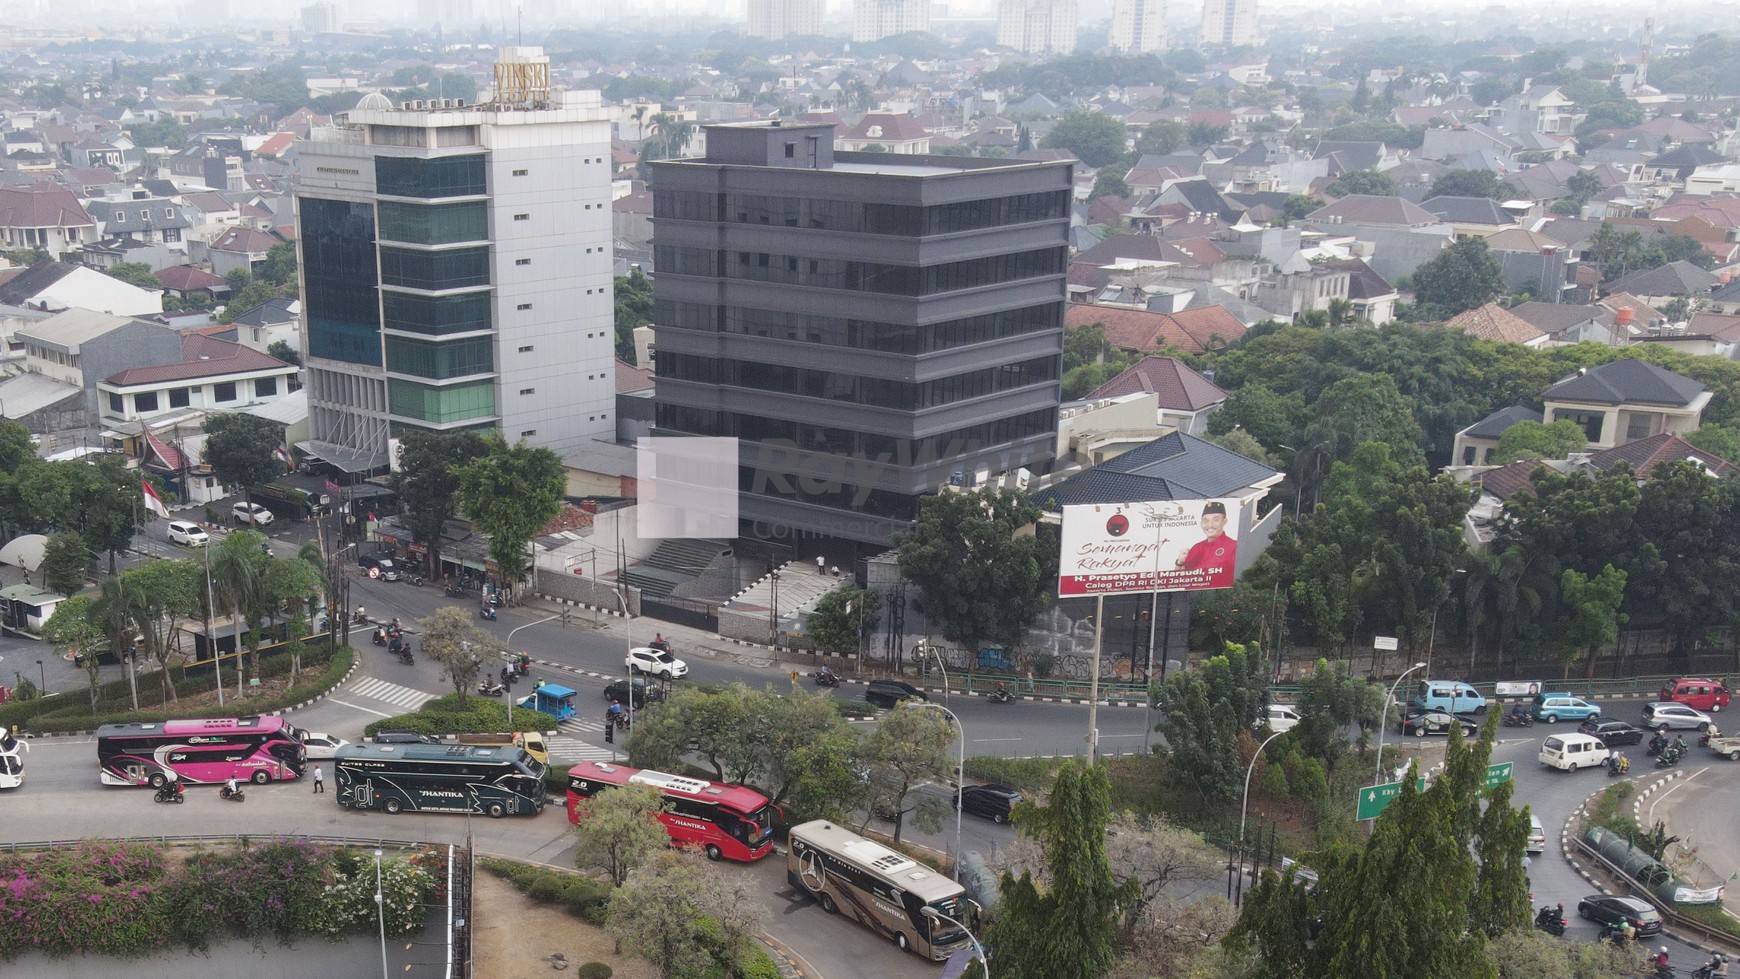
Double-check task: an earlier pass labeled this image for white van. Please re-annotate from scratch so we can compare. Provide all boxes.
[167,520,209,547]
[1539,733,1607,772]
[1267,704,1301,733]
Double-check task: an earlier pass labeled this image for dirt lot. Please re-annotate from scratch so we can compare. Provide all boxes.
[473,871,657,979]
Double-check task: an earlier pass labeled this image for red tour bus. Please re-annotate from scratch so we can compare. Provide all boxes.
[97,716,307,786]
[565,761,778,862]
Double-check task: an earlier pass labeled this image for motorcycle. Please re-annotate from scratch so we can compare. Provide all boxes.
[396,647,415,665]
[1656,745,1683,768]
[1503,707,1535,728]
[1648,734,1669,756]
[1607,755,1630,777]
[812,667,840,687]
[480,605,498,621]
[219,784,245,802]
[352,608,368,626]
[1699,727,1720,748]
[610,711,631,732]
[407,573,424,587]
[1693,957,1730,979]
[371,628,387,646]
[649,637,672,653]
[387,635,405,655]
[1533,906,1567,937]
[478,679,505,697]
[445,583,464,598]
[988,687,1014,704]
[153,783,185,804]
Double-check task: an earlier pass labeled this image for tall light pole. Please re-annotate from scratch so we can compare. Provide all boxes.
[907,700,965,881]
[768,568,780,647]
[1425,568,1468,677]
[922,906,988,978]
[203,542,223,707]
[924,643,951,705]
[373,848,388,979]
[504,613,561,727]
[1236,729,1286,907]
[1374,661,1428,785]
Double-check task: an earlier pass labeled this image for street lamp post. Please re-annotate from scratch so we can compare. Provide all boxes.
[1374,661,1429,785]
[769,568,781,647]
[921,906,988,978]
[504,613,561,727]
[908,700,966,881]
[924,643,951,705]
[373,848,388,979]
[1425,569,1468,677]
[1236,729,1286,907]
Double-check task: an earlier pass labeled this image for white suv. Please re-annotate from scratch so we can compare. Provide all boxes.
[626,646,689,679]
[167,520,209,546]
[232,501,275,526]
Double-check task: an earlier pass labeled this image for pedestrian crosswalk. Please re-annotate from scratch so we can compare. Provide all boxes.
[347,676,439,711]
[546,718,616,762]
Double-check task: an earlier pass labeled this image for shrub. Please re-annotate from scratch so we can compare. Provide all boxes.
[577,963,613,979]
[362,692,518,737]
[528,874,566,903]
[736,946,783,979]
[963,755,1065,791]
[563,878,611,914]
[831,699,878,719]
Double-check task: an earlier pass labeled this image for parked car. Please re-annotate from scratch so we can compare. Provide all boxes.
[1530,693,1601,723]
[1578,719,1643,747]
[1266,704,1301,733]
[1659,677,1730,713]
[1641,701,1712,733]
[1526,814,1546,854]
[358,554,401,581]
[955,784,1021,824]
[231,501,275,526]
[1576,895,1663,937]
[301,732,350,760]
[167,520,209,547]
[626,646,688,679]
[603,677,666,709]
[1399,708,1479,738]
[864,679,927,709]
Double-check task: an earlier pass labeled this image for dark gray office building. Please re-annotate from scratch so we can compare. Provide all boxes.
[648,121,1072,549]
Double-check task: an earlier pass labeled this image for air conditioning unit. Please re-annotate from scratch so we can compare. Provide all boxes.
[454,99,466,107]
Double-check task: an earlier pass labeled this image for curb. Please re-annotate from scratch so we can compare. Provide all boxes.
[758,932,817,979]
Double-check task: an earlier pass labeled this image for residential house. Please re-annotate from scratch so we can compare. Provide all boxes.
[0,261,162,316]
[85,196,193,246]
[1642,144,1729,185]
[1083,355,1227,435]
[225,296,300,354]
[11,307,183,423]
[1708,278,1740,315]
[98,333,299,425]
[1480,227,1577,300]
[1506,302,1626,346]
[1494,85,1578,136]
[0,184,96,258]
[1202,141,1327,194]
[1540,358,1709,450]
[1635,311,1740,358]
[1451,405,1543,467]
[1684,164,1740,197]
[1418,195,1516,238]
[200,226,280,279]
[835,113,931,154]
[1312,140,1399,175]
[154,265,228,305]
[1065,303,1248,356]
[1253,254,1350,321]
[1319,257,1398,324]
[1604,261,1721,307]
[1442,303,1548,347]
[1302,194,1454,282]
[1419,124,1521,164]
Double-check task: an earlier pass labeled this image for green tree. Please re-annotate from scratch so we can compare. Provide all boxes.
[1089,170,1130,200]
[572,784,668,885]
[1206,383,1311,454]
[629,683,759,783]
[1428,168,1516,200]
[417,605,493,705]
[1206,428,1279,467]
[1063,323,1124,372]
[1411,236,1504,316]
[1136,120,1188,155]
[391,430,493,576]
[1304,374,1428,470]
[1063,362,1122,399]
[1624,461,1733,665]
[1684,424,1740,463]
[1292,658,1384,761]
[207,530,267,689]
[1158,642,1269,801]
[1492,419,1587,463]
[41,595,104,708]
[1325,169,1397,197]
[1040,111,1130,168]
[895,488,1057,657]
[105,262,161,291]
[454,436,566,588]
[203,412,285,497]
[71,454,145,573]
[859,703,954,843]
[987,763,1136,979]
[116,559,202,704]
[752,687,865,817]
[39,530,90,596]
[1469,780,1533,939]
[614,269,654,364]
[5,459,76,533]
[804,587,881,655]
[607,848,769,978]
[266,340,301,367]
[1280,194,1324,223]
[258,241,298,287]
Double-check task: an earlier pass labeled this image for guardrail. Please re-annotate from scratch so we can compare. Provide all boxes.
[912,668,1152,702]
[1271,673,1732,704]
[1573,836,1740,951]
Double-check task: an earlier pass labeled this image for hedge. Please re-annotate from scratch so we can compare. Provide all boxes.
[361,692,528,738]
[0,647,354,734]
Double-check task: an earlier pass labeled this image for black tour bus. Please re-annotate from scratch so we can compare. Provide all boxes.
[333,742,545,818]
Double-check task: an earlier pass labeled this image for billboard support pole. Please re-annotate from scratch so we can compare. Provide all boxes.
[1087,593,1103,766]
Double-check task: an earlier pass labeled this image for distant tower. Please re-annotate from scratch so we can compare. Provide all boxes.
[852,0,929,42]
[1109,0,1165,54]
[1637,17,1652,88]
[747,0,823,39]
[1199,0,1257,47]
[996,0,1077,55]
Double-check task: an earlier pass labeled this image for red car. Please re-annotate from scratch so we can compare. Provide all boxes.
[1659,678,1729,713]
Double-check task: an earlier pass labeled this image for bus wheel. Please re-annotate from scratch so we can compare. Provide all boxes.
[487,802,505,819]
[384,799,402,814]
[148,772,167,789]
[705,844,723,861]
[252,770,271,785]
[819,894,838,915]
[895,932,910,952]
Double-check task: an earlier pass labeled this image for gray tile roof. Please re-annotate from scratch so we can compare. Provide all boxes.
[1544,358,1705,408]
[1419,195,1511,225]
[1044,431,1279,507]
[1606,260,1720,298]
[1462,405,1542,440]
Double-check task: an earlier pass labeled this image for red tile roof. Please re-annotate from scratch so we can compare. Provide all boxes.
[210,226,280,254]
[104,333,291,387]
[155,265,226,291]
[615,358,653,394]
[1084,355,1226,410]
[1065,304,1247,355]
[1475,460,1546,501]
[1444,304,1546,345]
[841,113,929,142]
[0,184,95,229]
[1586,432,1735,479]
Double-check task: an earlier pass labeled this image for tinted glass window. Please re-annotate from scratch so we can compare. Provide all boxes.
[383,291,493,335]
[380,246,490,290]
[377,200,488,244]
[375,154,486,198]
[300,196,381,366]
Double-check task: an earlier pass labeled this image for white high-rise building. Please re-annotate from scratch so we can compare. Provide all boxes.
[300,1,340,33]
[1109,0,1165,53]
[747,0,823,38]
[996,0,1077,55]
[1200,0,1257,47]
[293,48,617,471]
[852,0,929,42]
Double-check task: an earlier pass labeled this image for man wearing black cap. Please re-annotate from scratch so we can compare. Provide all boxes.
[1175,501,1238,588]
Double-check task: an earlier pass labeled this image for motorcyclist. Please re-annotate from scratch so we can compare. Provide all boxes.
[1653,947,1670,969]
[607,699,625,726]
[1650,731,1668,753]
[1674,734,1688,754]
[224,776,239,798]
[1622,919,1637,943]
[1706,954,1730,977]
[1617,752,1629,773]
[500,666,511,685]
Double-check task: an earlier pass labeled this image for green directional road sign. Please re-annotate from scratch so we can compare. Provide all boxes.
[1356,762,1515,820]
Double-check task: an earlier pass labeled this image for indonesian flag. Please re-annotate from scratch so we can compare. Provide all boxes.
[142,480,170,519]
[274,445,293,470]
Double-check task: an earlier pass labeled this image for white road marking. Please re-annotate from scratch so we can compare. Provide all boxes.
[325,698,394,718]
[348,676,439,710]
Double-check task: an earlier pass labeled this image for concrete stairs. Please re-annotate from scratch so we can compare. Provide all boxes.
[725,560,848,627]
[619,539,731,600]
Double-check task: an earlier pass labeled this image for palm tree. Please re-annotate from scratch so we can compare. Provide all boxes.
[208,533,265,699]
[93,576,142,711]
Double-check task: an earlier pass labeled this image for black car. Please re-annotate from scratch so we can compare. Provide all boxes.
[1399,709,1480,738]
[1576,895,1663,936]
[956,784,1022,824]
[1579,719,1644,747]
[604,677,666,709]
[864,680,927,709]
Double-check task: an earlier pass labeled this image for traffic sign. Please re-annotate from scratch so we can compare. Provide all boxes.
[1373,636,1399,651]
[1356,763,1514,820]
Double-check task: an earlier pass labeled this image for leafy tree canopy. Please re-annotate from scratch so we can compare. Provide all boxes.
[1325,169,1396,197]
[1491,418,1587,463]
[202,412,285,493]
[895,488,1058,655]
[1041,111,1131,168]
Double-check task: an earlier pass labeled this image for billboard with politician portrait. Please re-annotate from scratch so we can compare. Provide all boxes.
[1058,499,1244,597]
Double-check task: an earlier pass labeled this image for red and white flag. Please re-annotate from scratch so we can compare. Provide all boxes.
[141,480,170,519]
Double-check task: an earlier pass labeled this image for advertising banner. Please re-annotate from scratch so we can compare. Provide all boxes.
[1058,500,1243,597]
